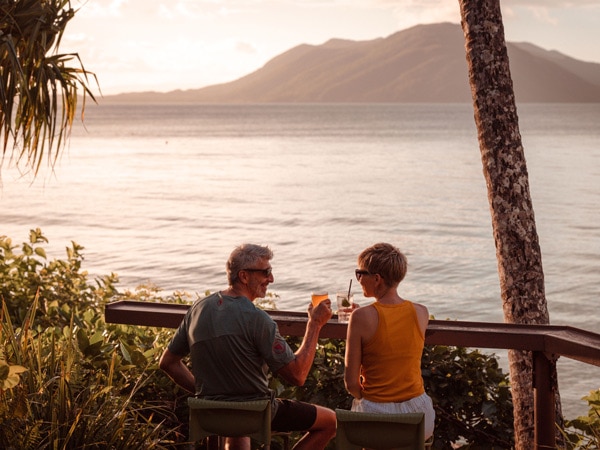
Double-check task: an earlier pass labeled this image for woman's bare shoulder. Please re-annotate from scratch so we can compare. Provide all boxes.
[412,301,429,315]
[353,302,377,317]
[410,301,430,334]
[349,302,378,328]
[348,303,378,342]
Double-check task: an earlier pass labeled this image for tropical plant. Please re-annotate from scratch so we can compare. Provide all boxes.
[0,230,185,448]
[422,344,514,448]
[0,0,97,176]
[562,389,600,449]
[0,228,117,327]
[4,230,583,449]
[0,298,179,449]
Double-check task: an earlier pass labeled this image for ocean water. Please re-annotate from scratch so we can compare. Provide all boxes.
[1,102,599,417]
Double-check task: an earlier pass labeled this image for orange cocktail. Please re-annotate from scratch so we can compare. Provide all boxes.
[311,292,329,307]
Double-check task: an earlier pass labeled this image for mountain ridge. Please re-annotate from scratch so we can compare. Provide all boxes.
[104,22,600,103]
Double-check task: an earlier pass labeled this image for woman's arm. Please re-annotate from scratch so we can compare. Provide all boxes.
[344,311,364,398]
[344,305,378,399]
[413,302,430,337]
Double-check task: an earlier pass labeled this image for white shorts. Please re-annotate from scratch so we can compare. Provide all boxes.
[351,392,435,440]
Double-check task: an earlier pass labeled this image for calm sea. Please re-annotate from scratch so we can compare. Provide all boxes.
[2,102,599,417]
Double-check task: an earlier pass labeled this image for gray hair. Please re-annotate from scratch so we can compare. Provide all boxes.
[226,243,273,285]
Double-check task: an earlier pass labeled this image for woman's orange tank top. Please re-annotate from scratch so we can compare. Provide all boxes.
[361,301,425,403]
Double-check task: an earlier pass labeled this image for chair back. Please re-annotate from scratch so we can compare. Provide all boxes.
[335,409,425,450]
[188,397,271,446]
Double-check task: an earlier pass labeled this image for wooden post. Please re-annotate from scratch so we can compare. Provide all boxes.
[533,351,556,449]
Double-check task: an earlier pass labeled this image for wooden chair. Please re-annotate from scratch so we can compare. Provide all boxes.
[335,409,428,450]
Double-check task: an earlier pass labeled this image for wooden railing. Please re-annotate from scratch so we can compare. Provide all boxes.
[105,300,600,450]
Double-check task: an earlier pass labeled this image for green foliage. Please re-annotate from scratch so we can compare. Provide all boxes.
[422,345,514,448]
[0,0,97,176]
[280,337,351,411]
[0,302,176,449]
[562,389,600,449]
[0,228,119,328]
[0,230,185,448]
[4,230,596,449]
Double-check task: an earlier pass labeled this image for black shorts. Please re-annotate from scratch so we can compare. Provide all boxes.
[271,399,317,432]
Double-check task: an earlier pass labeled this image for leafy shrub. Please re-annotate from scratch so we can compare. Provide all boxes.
[3,230,587,449]
[422,344,514,448]
[562,389,600,449]
[0,231,184,448]
[0,228,118,328]
[0,300,178,449]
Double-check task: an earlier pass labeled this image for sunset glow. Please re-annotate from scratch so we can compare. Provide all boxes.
[63,0,600,96]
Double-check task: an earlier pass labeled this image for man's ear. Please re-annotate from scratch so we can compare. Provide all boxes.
[238,270,249,285]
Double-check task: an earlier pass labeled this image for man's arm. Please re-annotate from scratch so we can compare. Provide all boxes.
[276,300,332,386]
[159,348,196,394]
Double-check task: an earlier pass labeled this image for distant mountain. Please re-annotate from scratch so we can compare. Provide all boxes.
[105,22,600,104]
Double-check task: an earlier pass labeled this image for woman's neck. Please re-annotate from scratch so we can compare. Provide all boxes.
[376,286,403,304]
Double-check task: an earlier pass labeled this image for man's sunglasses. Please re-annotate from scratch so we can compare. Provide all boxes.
[243,268,273,277]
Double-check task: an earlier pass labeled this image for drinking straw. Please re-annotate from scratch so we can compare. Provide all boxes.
[347,279,352,300]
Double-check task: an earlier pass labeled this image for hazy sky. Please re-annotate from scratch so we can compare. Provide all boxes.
[63,0,600,95]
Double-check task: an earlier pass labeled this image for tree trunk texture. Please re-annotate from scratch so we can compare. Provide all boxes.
[457,0,563,448]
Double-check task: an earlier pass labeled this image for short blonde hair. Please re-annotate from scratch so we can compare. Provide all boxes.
[358,243,407,288]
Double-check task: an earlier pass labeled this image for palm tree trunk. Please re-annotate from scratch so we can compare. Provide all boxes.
[457,0,562,448]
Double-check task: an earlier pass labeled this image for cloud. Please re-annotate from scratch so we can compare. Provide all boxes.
[526,6,559,25]
[383,0,460,29]
[75,0,128,18]
[501,0,599,26]
[504,0,598,6]
[372,0,598,6]
[369,0,599,30]
[235,41,258,55]
[157,2,218,19]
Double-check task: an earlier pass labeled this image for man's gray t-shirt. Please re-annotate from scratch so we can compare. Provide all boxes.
[168,292,295,402]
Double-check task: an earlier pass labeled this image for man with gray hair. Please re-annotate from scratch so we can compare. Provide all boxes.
[160,243,336,450]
